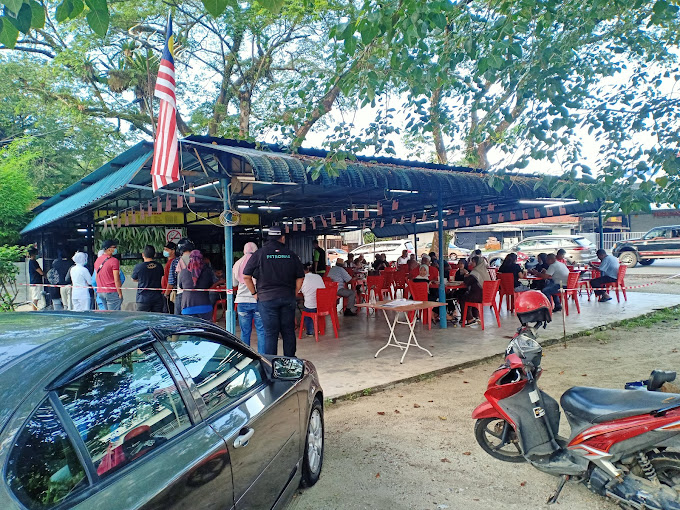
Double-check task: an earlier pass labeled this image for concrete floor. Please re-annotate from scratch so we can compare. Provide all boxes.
[285,292,680,399]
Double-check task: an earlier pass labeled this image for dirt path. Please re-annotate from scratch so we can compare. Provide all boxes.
[287,321,680,510]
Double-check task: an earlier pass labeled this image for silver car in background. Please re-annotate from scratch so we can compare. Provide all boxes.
[488,235,598,267]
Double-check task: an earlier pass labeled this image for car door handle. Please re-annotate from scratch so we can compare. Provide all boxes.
[233,428,255,448]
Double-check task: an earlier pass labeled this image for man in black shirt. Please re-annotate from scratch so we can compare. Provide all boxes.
[49,249,74,309]
[243,227,304,356]
[132,245,165,312]
[312,239,326,275]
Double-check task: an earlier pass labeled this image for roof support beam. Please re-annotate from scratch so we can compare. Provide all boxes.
[125,184,223,203]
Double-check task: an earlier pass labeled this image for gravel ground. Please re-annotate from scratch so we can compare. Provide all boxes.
[626,273,680,295]
[287,321,680,510]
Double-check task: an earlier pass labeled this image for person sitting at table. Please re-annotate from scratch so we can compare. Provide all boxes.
[373,254,389,272]
[353,256,365,269]
[528,253,548,290]
[556,248,572,266]
[412,264,430,283]
[428,251,439,267]
[458,256,485,325]
[589,248,619,302]
[498,253,530,292]
[300,263,326,335]
[431,255,450,279]
[328,258,358,316]
[346,253,355,266]
[396,249,409,267]
[530,253,568,312]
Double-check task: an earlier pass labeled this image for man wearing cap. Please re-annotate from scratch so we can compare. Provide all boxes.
[93,240,123,310]
[243,227,304,356]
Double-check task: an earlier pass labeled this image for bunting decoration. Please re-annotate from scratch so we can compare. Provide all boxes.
[166,194,172,212]
[178,195,183,208]
[392,200,398,211]
[364,205,369,219]
[157,197,162,214]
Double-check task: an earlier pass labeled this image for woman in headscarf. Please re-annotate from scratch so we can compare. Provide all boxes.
[178,250,217,320]
[233,242,265,351]
[70,252,92,311]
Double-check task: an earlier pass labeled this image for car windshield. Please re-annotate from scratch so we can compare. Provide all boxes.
[643,229,664,239]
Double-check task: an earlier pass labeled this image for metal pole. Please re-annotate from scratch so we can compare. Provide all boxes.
[413,223,418,255]
[598,210,604,251]
[437,192,447,329]
[222,178,235,334]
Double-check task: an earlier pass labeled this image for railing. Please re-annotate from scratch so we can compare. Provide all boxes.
[579,232,646,251]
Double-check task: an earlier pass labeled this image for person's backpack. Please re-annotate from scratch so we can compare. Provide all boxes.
[46,267,59,285]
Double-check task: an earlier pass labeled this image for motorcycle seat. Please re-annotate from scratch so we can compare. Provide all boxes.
[561,386,680,424]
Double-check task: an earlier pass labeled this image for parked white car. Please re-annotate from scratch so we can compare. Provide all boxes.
[351,240,415,263]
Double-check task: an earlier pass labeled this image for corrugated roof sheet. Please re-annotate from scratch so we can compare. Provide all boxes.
[22,151,152,234]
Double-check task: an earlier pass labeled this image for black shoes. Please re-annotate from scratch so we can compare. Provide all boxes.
[344,309,357,316]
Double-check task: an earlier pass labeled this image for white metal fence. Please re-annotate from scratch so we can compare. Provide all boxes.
[579,232,646,251]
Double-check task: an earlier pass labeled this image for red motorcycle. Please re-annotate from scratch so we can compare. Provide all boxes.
[472,291,680,509]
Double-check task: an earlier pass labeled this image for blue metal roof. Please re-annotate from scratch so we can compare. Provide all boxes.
[22,150,152,234]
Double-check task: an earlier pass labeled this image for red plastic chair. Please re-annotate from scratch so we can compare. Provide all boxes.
[393,271,407,298]
[409,267,419,280]
[462,280,501,330]
[212,286,237,322]
[359,275,383,314]
[564,272,581,316]
[298,287,339,341]
[381,271,395,299]
[345,267,354,278]
[604,265,628,302]
[323,267,330,277]
[406,281,432,329]
[487,267,497,280]
[429,265,439,283]
[322,276,333,287]
[497,272,517,313]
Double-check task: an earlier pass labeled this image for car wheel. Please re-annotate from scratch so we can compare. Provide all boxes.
[301,398,324,487]
[618,251,638,268]
[639,259,655,266]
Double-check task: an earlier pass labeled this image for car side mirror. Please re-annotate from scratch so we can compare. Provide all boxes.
[272,357,305,380]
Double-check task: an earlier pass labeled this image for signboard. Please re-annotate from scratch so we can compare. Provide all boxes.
[165,228,184,244]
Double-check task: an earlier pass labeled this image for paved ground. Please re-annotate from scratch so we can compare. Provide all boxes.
[287,320,680,510]
[293,291,680,399]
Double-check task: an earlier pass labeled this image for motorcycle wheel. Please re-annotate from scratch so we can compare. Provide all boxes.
[474,418,525,463]
[647,451,680,493]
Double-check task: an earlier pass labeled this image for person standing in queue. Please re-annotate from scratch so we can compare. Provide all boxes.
[161,241,176,313]
[93,240,123,310]
[166,238,194,315]
[132,245,165,312]
[312,239,326,275]
[243,227,304,357]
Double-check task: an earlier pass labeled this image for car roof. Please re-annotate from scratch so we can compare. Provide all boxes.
[0,312,215,430]
[521,235,584,240]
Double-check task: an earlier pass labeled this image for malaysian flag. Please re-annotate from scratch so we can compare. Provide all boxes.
[151,14,179,191]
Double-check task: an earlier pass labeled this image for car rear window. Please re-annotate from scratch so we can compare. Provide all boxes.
[574,237,594,247]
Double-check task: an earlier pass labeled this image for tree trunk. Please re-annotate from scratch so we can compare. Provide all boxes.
[239,90,251,138]
[291,83,342,149]
[476,141,490,170]
[430,87,447,165]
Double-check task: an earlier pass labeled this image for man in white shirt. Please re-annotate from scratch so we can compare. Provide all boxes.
[327,259,357,315]
[396,250,409,267]
[531,253,569,312]
[300,264,326,335]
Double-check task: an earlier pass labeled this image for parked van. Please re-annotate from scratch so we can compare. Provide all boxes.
[351,240,415,263]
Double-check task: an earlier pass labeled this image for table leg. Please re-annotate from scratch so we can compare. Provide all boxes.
[374,309,401,358]
[400,310,434,364]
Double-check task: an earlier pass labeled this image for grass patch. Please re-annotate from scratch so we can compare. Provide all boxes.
[617,305,680,330]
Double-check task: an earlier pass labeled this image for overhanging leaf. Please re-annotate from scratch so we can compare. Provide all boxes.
[55,0,73,22]
[29,0,45,28]
[85,7,109,37]
[257,0,284,14]
[2,0,23,15]
[0,17,19,48]
[202,0,230,18]
[12,3,33,34]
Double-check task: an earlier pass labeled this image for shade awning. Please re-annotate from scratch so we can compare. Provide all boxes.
[22,151,152,234]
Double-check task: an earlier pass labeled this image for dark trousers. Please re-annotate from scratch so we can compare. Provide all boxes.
[591,275,617,296]
[258,297,297,357]
[137,296,164,312]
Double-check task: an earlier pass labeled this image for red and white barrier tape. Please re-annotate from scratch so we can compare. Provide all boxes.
[19,283,234,293]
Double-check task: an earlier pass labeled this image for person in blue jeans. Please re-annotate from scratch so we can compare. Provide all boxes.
[242,228,304,357]
[232,242,266,352]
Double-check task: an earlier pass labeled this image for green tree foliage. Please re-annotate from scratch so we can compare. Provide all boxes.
[0,141,36,244]
[0,244,28,311]
[0,57,125,195]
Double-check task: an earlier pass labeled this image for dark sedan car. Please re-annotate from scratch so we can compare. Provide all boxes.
[0,312,324,510]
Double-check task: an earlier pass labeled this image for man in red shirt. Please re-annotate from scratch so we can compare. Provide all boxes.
[94,240,123,310]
